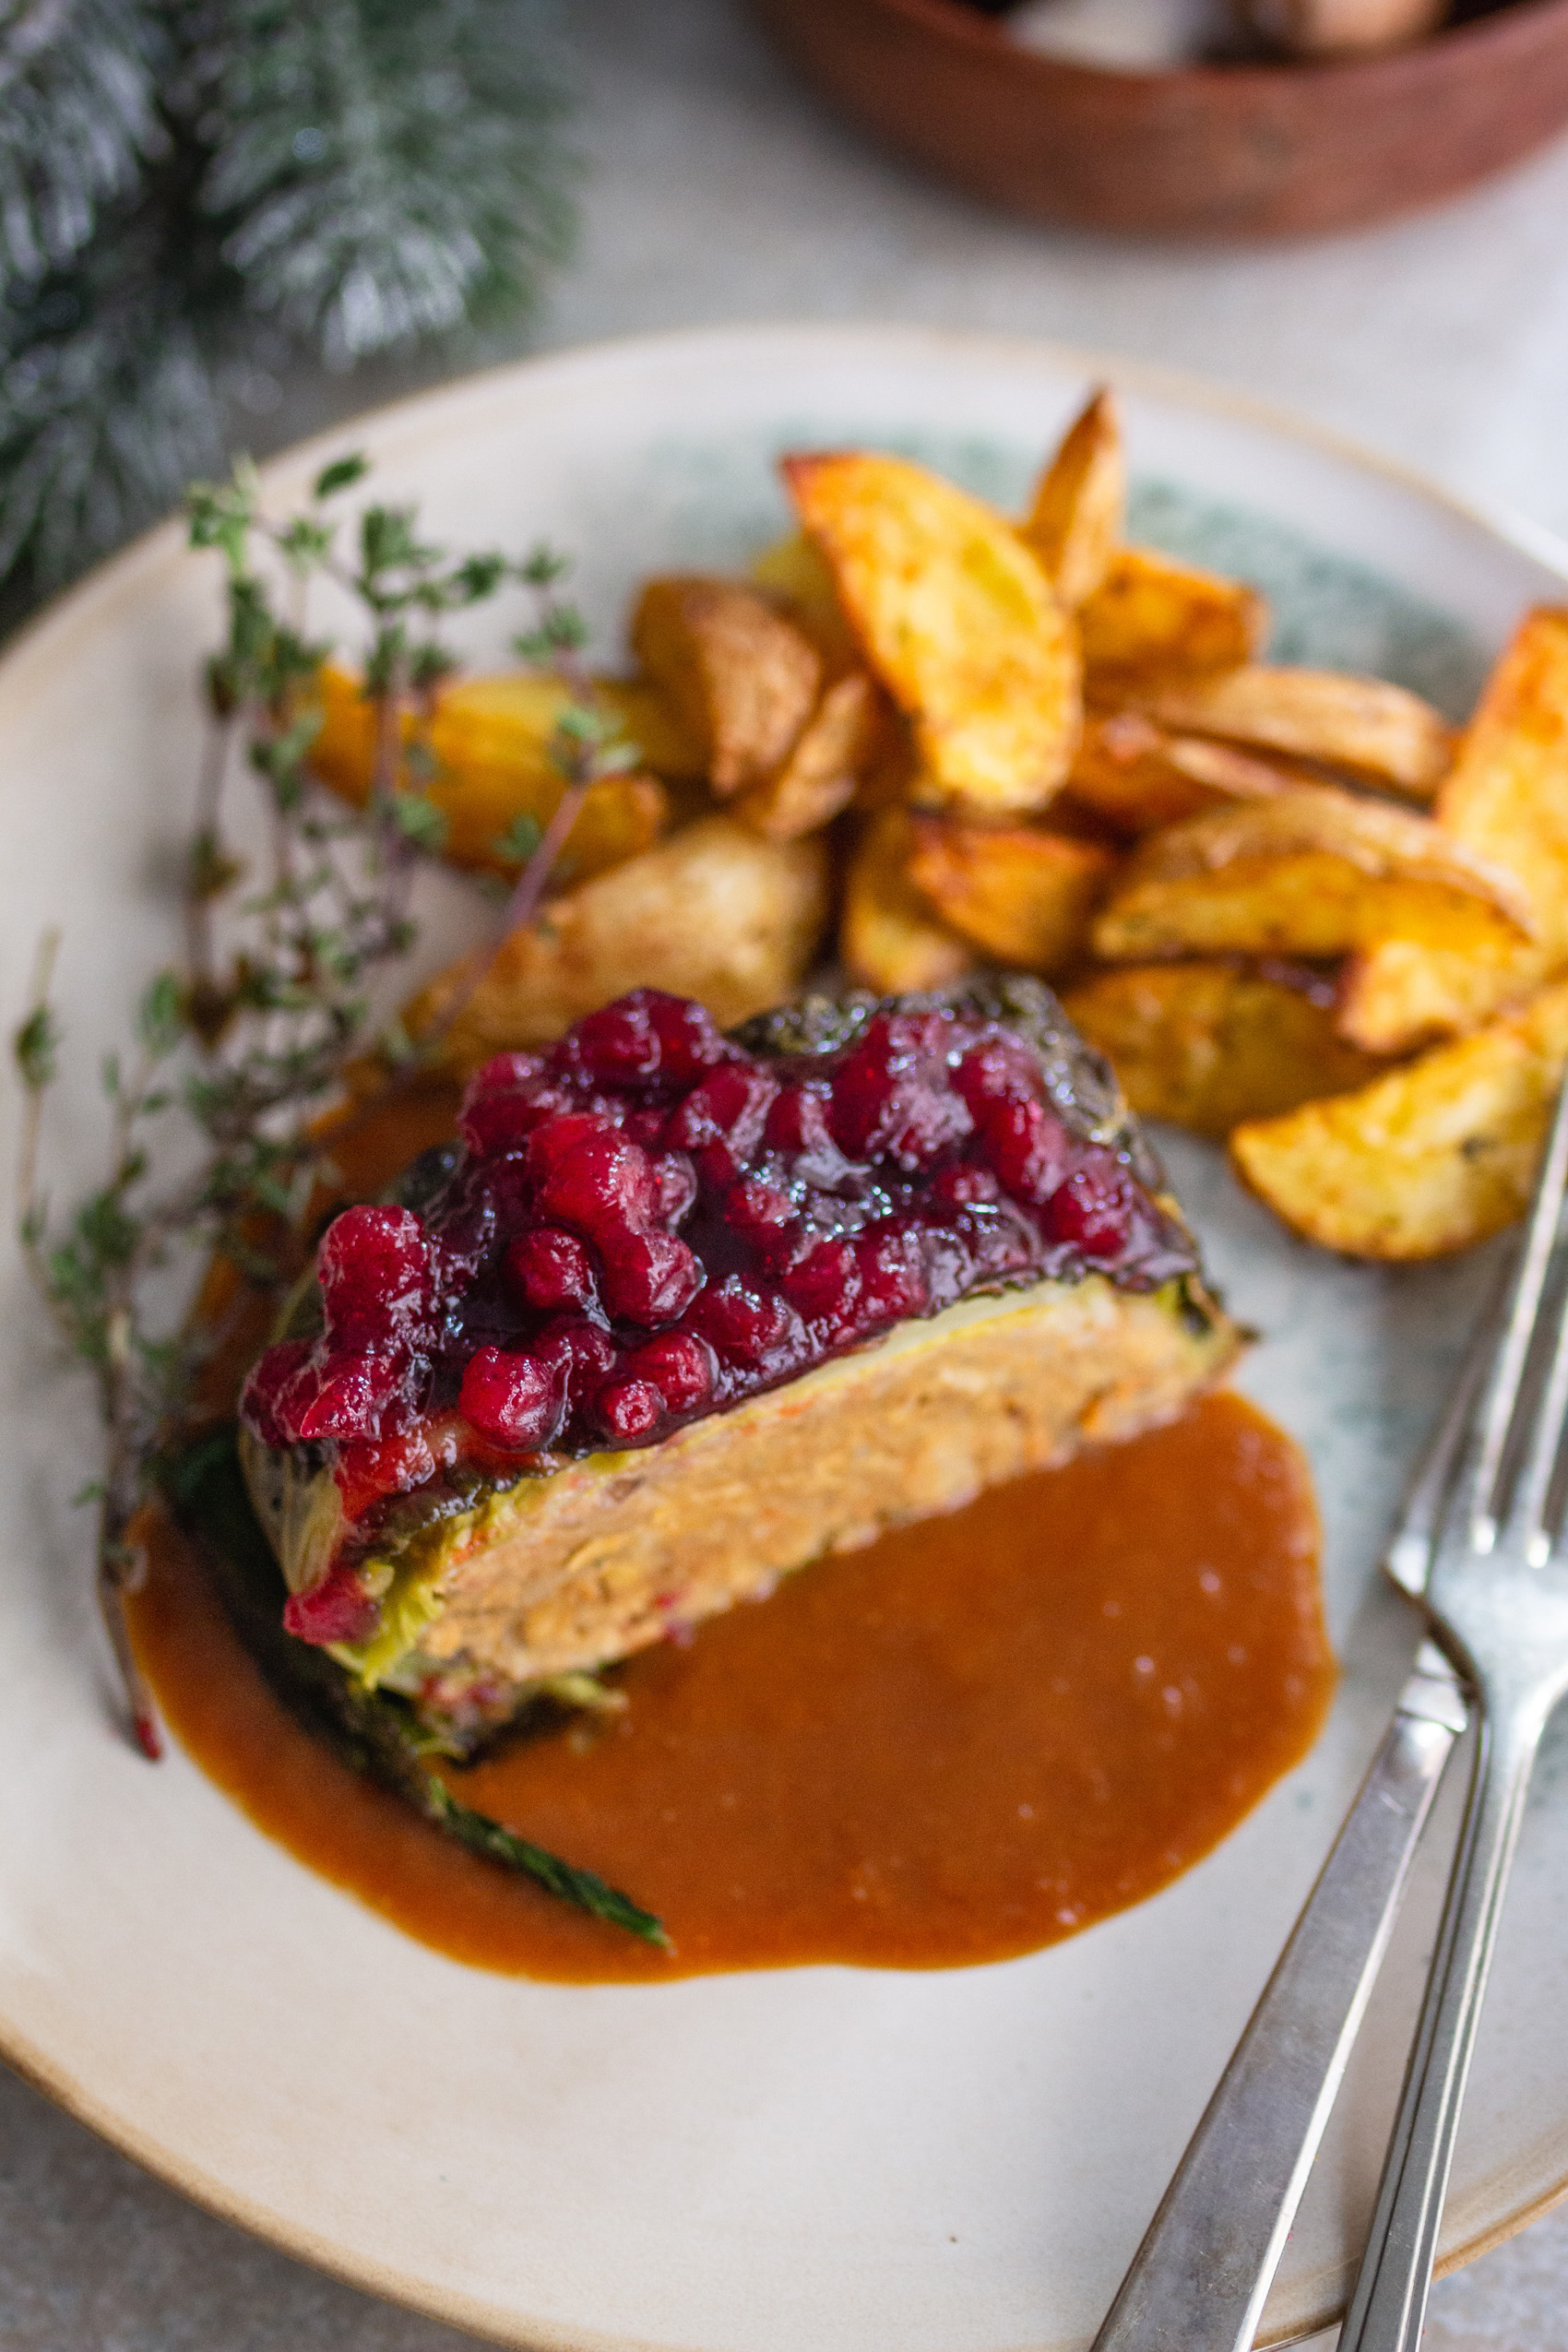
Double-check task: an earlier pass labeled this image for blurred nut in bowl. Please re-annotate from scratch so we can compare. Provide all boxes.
[1235,0,1449,53]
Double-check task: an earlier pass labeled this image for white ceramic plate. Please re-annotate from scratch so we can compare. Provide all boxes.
[6,325,1568,2352]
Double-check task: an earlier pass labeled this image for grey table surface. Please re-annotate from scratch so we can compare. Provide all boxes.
[6,1,1568,2345]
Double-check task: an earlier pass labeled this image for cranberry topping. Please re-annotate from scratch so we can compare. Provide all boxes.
[505,1226,598,1313]
[459,1347,563,1450]
[282,1559,382,1646]
[242,987,1195,1645]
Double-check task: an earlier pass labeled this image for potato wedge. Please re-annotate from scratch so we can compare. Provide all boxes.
[1115,665,1453,799]
[1078,547,1267,682]
[447,672,707,782]
[750,531,861,673]
[631,577,821,796]
[1063,960,1393,1138]
[404,816,832,1076]
[783,451,1080,823]
[1230,980,1568,1258]
[1019,386,1124,609]
[1338,610,1568,1051]
[309,664,670,883]
[1092,783,1534,963]
[908,817,1116,974]
[733,671,881,842]
[841,810,976,993]
[1065,711,1292,834]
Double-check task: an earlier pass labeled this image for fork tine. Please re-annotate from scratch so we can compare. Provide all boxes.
[1385,1257,1515,1597]
[1462,1068,1568,1550]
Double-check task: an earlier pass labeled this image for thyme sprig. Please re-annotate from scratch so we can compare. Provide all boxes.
[12,452,637,1762]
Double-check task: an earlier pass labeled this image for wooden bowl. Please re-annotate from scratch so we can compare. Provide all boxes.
[750,0,1568,236]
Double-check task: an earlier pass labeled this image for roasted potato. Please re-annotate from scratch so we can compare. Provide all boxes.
[1092,783,1534,963]
[631,577,821,796]
[908,817,1115,974]
[749,532,861,673]
[1078,547,1268,682]
[733,671,881,842]
[1064,711,1292,835]
[309,664,671,883]
[1338,610,1568,1051]
[840,810,976,993]
[1114,664,1454,800]
[1230,980,1568,1258]
[783,451,1081,824]
[1063,960,1394,1138]
[445,671,707,782]
[405,815,831,1075]
[1019,386,1124,609]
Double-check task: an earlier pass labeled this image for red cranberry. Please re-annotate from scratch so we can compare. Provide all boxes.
[283,1561,380,1646]
[690,1277,802,1369]
[546,989,737,1089]
[654,1151,698,1225]
[532,1119,660,1238]
[952,1030,1045,1114]
[318,1204,430,1348]
[624,1108,667,1148]
[596,1376,666,1443]
[982,1097,1072,1207]
[534,1319,619,1408]
[929,1163,1001,1208]
[549,995,664,1086]
[459,1347,564,1448]
[625,1330,715,1413]
[854,1227,929,1325]
[505,1226,598,1313]
[766,1083,837,1158]
[464,1051,545,1101]
[780,1237,861,1324]
[599,1229,702,1324]
[292,1350,410,1443]
[829,1013,973,1170]
[334,1426,438,1519]
[459,1086,569,1158]
[643,991,742,1081]
[725,1179,799,1265]
[664,1062,778,1183]
[239,1337,313,1448]
[1042,1147,1134,1259]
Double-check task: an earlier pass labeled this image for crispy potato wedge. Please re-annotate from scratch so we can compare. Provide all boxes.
[1338,610,1568,1051]
[1019,386,1124,609]
[447,671,707,781]
[750,531,861,673]
[1115,665,1453,799]
[631,577,821,796]
[309,664,670,883]
[405,815,832,1076]
[1065,711,1292,834]
[841,810,976,993]
[1077,547,1267,682]
[1092,783,1534,963]
[1230,980,1568,1258]
[783,451,1080,823]
[908,817,1116,974]
[733,671,881,842]
[1063,960,1394,1138]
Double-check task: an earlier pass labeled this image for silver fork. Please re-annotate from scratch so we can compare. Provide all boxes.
[1087,1335,1481,2352]
[1337,1064,1568,2352]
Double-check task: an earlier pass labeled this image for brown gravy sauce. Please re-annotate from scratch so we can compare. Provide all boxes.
[129,1387,1334,1983]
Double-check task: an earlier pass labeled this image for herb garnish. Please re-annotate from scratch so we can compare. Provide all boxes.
[9,451,666,1947]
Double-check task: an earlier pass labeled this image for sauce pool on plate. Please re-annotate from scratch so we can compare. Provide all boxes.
[130,1385,1334,1982]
